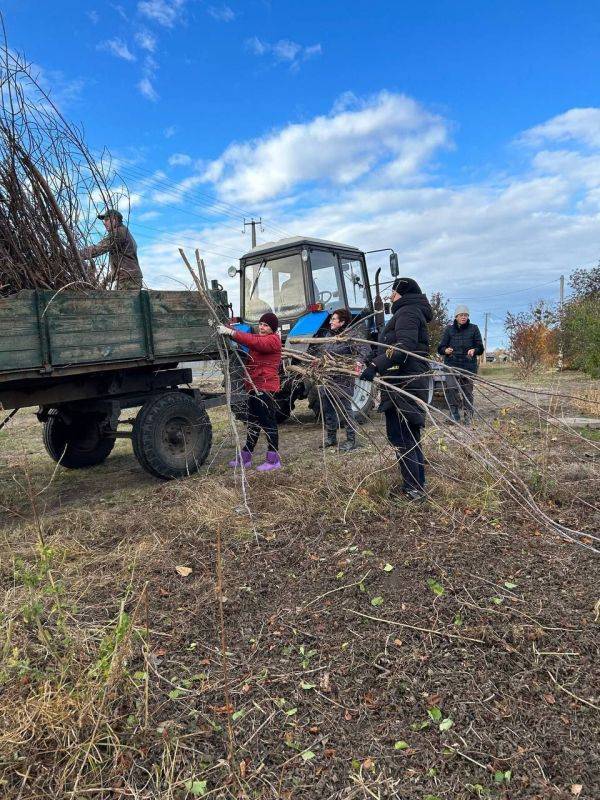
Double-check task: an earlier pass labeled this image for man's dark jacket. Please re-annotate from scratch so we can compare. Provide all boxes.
[372,293,433,426]
[437,319,484,374]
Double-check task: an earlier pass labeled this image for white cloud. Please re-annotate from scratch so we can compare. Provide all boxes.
[168,153,193,166]
[151,174,205,204]
[137,55,159,101]
[246,36,268,56]
[98,38,136,62]
[246,37,322,70]
[201,91,448,203]
[137,0,186,27]
[207,4,235,22]
[521,108,600,149]
[135,30,157,52]
[132,98,600,347]
[138,76,159,101]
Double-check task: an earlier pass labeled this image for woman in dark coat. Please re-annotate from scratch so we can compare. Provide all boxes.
[317,308,370,452]
[437,305,484,423]
[360,278,432,500]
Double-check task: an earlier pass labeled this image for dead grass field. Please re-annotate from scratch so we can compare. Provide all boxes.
[0,366,598,800]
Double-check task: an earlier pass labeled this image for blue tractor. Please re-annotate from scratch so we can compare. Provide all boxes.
[227,235,410,422]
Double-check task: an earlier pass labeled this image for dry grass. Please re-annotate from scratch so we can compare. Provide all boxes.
[0,373,599,799]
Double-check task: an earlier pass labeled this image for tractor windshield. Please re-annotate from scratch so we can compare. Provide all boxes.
[244,253,306,322]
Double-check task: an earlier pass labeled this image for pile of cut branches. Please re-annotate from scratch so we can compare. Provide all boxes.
[0,20,128,295]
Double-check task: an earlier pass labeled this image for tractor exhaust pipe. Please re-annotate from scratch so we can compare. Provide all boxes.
[374,267,384,329]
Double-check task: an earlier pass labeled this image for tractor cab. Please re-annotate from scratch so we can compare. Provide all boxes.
[232,237,376,342]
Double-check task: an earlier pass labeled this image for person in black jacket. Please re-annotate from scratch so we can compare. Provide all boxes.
[317,308,370,452]
[360,277,433,500]
[437,306,484,424]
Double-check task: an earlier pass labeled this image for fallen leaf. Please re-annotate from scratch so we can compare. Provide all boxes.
[210,704,234,715]
[175,565,193,577]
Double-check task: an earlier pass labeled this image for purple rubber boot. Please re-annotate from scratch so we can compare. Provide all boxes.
[256,451,282,472]
[228,449,252,468]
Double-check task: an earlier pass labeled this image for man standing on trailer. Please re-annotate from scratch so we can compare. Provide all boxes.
[79,209,143,290]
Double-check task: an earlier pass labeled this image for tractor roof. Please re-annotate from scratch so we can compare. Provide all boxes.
[240,236,362,260]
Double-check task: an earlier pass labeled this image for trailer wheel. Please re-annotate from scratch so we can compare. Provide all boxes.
[43,409,115,469]
[132,392,212,479]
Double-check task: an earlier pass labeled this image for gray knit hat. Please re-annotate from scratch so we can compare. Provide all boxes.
[454,305,469,317]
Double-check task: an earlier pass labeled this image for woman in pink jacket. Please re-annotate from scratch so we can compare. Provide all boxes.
[218,312,282,471]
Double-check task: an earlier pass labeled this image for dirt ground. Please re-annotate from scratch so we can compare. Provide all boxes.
[0,367,598,799]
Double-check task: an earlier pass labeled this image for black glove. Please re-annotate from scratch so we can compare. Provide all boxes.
[360,364,377,382]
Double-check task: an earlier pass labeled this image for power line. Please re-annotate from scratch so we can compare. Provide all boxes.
[133,223,239,260]
[119,163,293,239]
[117,162,295,239]
[447,278,560,302]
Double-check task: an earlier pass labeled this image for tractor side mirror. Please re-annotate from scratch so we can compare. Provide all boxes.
[389,252,399,276]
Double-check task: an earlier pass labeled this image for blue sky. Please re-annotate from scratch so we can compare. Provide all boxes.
[4,0,600,346]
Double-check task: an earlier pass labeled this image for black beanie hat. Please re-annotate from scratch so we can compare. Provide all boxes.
[259,312,279,332]
[392,277,422,295]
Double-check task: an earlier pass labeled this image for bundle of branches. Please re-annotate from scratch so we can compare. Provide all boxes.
[0,20,129,295]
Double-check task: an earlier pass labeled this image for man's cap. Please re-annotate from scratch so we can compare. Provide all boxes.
[259,312,279,332]
[98,208,123,223]
[392,277,422,295]
[454,305,470,317]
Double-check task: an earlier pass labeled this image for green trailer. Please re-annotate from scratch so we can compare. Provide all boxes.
[0,287,228,478]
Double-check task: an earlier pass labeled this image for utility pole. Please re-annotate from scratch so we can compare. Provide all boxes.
[483,311,490,363]
[243,217,262,248]
[559,274,565,310]
[558,274,565,370]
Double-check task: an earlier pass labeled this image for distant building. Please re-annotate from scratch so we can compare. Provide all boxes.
[486,348,510,363]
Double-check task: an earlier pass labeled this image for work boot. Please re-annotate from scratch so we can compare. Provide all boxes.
[402,487,427,503]
[339,429,361,452]
[228,449,252,468]
[256,451,282,472]
[319,429,337,449]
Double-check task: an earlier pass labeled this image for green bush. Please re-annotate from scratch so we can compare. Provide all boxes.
[563,297,600,377]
